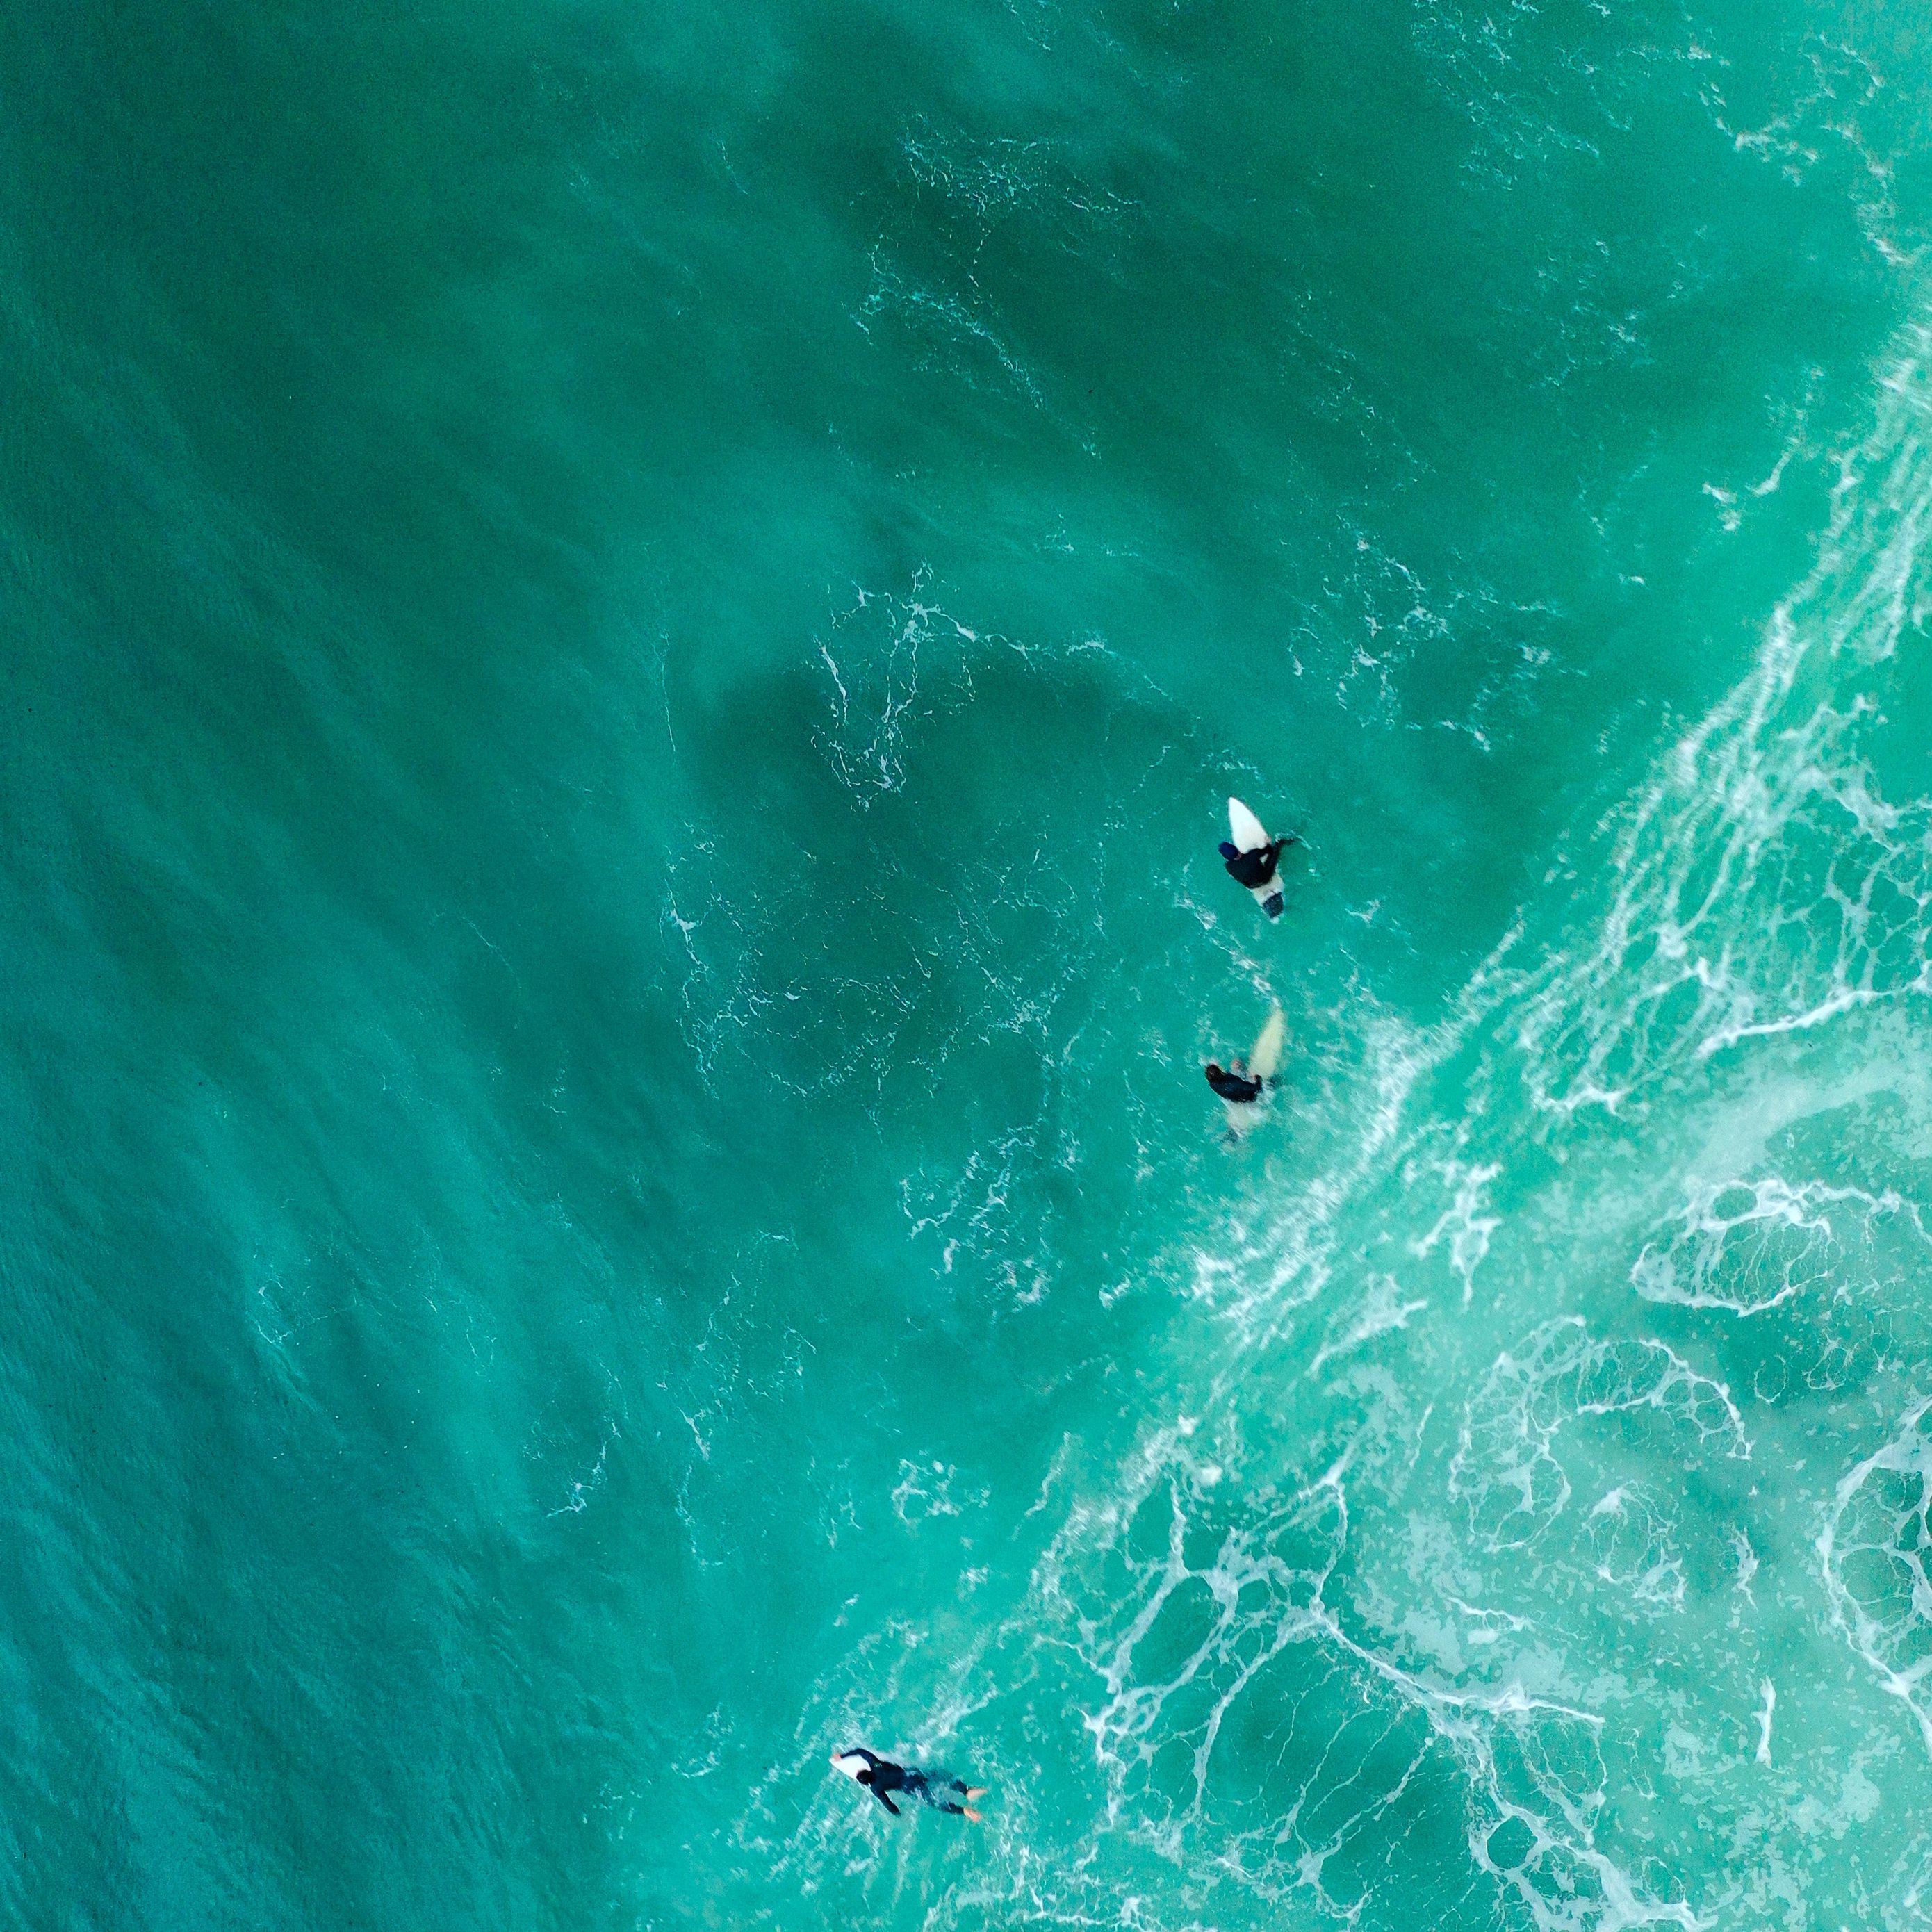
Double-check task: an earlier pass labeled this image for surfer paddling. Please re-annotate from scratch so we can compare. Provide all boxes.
[1220,796,1297,919]
[1220,833,1294,892]
[1208,1004,1286,1140]
[830,1748,988,1821]
[1204,1062,1264,1104]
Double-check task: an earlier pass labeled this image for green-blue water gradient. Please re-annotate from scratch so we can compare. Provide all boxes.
[6,2,1932,1927]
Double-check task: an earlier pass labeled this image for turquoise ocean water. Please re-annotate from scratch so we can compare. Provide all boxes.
[8,1,1932,1926]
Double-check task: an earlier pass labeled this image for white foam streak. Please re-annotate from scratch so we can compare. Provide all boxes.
[1498,325,1932,1115]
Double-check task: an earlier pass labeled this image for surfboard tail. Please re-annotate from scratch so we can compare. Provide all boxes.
[1247,1004,1286,1082]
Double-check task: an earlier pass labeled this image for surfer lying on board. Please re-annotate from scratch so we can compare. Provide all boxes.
[1221,798,1299,919]
[1209,1006,1285,1141]
[831,1748,988,1821]
[1204,1061,1265,1104]
[1218,833,1295,892]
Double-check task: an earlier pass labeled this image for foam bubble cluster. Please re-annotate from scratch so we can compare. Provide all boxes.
[1822,1400,1932,1752]
[1451,1318,1749,1555]
[1039,1437,1701,1931]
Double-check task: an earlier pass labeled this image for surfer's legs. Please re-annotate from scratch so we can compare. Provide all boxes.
[913,1773,966,1815]
[903,1771,985,1818]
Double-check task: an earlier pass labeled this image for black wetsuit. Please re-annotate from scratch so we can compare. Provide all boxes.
[1206,1063,1264,1104]
[1219,837,1290,889]
[844,1749,974,1817]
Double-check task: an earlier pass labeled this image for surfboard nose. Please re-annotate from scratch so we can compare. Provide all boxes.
[1227,796,1271,851]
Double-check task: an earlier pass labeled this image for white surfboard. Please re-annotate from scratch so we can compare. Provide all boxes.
[1226,797,1286,919]
[1224,1004,1286,1137]
[1228,796,1270,852]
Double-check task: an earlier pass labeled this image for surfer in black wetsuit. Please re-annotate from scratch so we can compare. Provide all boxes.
[1204,1061,1264,1104]
[830,1748,987,1822]
[1219,834,1296,892]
